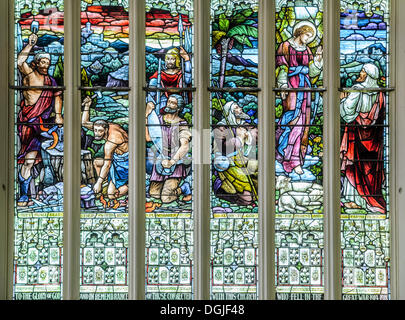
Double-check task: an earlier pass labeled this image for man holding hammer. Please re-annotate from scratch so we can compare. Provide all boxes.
[81,96,129,209]
[16,32,63,206]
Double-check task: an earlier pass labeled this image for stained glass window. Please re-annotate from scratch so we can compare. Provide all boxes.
[145,0,194,300]
[210,0,259,300]
[9,0,397,302]
[79,0,129,300]
[340,0,390,300]
[275,0,325,300]
[13,0,65,300]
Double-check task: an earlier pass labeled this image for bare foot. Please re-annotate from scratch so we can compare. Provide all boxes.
[294,165,304,175]
[344,202,362,209]
[17,200,34,207]
[182,195,192,202]
[17,201,28,207]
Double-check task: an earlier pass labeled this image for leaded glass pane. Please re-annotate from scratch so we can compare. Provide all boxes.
[13,0,65,300]
[79,1,129,300]
[340,0,390,300]
[275,0,325,300]
[210,0,259,300]
[145,0,194,300]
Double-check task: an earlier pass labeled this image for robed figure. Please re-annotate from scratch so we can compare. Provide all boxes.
[340,63,386,214]
[212,101,258,206]
[146,47,192,177]
[146,94,192,204]
[275,22,323,175]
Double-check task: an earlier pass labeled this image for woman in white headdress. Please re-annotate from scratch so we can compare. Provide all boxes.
[340,63,386,214]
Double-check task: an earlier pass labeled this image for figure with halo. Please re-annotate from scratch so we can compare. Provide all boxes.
[275,21,323,176]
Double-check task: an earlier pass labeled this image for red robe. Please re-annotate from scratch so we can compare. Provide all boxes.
[149,69,191,113]
[150,70,183,89]
[17,75,61,164]
[340,91,386,214]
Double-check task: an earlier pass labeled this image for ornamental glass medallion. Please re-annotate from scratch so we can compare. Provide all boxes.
[13,0,65,300]
[340,0,390,300]
[210,0,259,300]
[275,0,325,300]
[79,0,129,300]
[145,0,194,300]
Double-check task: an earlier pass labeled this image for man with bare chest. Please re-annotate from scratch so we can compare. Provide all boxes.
[82,96,129,208]
[16,33,63,206]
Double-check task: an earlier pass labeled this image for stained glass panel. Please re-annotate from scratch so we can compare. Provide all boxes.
[79,0,129,300]
[145,0,194,300]
[274,0,325,300]
[13,0,65,300]
[210,0,259,300]
[340,0,390,300]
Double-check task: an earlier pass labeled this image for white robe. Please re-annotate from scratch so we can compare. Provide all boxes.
[340,74,382,212]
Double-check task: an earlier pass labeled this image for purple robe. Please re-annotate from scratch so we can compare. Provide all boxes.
[150,116,190,182]
[275,41,314,173]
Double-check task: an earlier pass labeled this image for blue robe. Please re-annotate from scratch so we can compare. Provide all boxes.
[109,152,129,189]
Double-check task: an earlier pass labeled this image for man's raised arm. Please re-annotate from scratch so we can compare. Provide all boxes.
[81,96,94,130]
[17,33,37,76]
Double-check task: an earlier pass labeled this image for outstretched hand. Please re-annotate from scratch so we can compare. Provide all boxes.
[315,46,323,63]
[179,47,190,61]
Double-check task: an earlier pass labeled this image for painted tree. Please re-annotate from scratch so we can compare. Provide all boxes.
[53,55,64,86]
[212,8,258,88]
[80,67,93,101]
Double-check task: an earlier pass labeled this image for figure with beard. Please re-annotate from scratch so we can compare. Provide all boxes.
[145,94,192,204]
[16,33,63,206]
[147,47,192,113]
[212,101,258,206]
[340,63,386,214]
[82,96,129,209]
